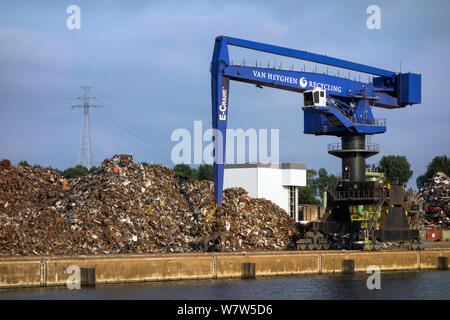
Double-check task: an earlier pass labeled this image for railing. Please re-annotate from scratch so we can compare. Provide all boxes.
[359,118,386,127]
[332,189,381,201]
[327,142,380,152]
[326,97,386,128]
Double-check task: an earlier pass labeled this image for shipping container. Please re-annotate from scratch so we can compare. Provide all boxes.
[426,230,441,241]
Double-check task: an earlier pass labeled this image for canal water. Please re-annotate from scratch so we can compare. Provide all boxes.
[0,270,448,300]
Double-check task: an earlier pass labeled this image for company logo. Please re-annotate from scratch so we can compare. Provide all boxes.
[219,86,228,121]
[299,77,308,88]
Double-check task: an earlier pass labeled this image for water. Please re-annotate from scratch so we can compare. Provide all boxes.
[0,270,448,300]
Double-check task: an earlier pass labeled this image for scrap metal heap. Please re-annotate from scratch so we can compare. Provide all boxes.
[0,155,296,256]
[418,172,450,229]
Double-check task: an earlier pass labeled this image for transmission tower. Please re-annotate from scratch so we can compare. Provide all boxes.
[72,86,101,168]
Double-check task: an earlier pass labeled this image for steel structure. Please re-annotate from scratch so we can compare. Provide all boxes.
[72,86,101,168]
[211,35,421,205]
[210,36,422,250]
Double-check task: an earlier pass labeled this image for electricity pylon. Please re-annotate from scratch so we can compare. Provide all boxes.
[72,86,101,168]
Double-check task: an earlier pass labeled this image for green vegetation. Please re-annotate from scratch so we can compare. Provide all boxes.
[379,155,412,184]
[298,168,338,205]
[417,155,450,188]
[18,160,31,167]
[315,168,338,202]
[61,165,97,178]
[61,165,89,179]
[196,164,214,181]
[173,164,214,182]
[298,169,321,205]
[173,164,197,179]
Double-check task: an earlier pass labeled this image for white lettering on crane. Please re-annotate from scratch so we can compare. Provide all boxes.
[266,73,298,84]
[308,80,342,93]
[219,87,228,121]
[252,71,342,93]
[253,70,266,79]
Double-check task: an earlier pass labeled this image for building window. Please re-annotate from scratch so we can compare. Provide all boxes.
[289,186,296,220]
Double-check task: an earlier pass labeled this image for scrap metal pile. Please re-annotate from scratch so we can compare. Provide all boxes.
[418,172,450,229]
[0,154,296,256]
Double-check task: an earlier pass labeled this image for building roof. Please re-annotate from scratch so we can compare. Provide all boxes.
[224,162,306,170]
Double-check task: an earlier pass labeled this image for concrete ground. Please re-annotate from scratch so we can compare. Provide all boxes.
[423,241,450,249]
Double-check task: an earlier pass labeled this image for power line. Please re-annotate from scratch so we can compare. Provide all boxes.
[93,88,169,142]
[0,105,73,112]
[92,90,172,155]
[96,108,171,156]
[90,111,171,164]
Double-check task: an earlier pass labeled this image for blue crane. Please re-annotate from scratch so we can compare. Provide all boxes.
[211,35,421,208]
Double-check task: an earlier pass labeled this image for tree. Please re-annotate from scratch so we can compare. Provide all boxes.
[417,155,450,188]
[196,164,214,181]
[298,169,320,205]
[173,164,196,179]
[88,166,98,174]
[315,168,338,202]
[62,165,89,179]
[379,155,412,184]
[18,160,31,167]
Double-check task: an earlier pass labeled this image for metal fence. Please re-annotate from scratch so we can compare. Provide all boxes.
[327,142,380,152]
[332,189,380,201]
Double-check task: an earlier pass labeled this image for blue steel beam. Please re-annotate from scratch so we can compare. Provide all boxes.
[211,37,230,206]
[223,66,400,108]
[221,36,397,78]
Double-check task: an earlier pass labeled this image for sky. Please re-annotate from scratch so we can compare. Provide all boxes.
[0,0,449,188]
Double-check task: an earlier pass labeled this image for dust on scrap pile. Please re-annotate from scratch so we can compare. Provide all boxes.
[0,154,296,256]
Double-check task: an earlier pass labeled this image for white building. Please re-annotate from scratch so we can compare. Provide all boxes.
[223,162,307,221]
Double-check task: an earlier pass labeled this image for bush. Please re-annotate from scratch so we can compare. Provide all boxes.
[62,165,89,179]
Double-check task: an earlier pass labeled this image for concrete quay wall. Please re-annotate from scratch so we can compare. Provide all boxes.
[0,250,448,288]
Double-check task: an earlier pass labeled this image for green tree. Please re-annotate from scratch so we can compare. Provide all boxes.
[173,164,196,179]
[62,165,89,179]
[315,168,338,202]
[416,155,450,188]
[196,164,214,181]
[298,169,320,205]
[18,160,31,167]
[379,155,413,184]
